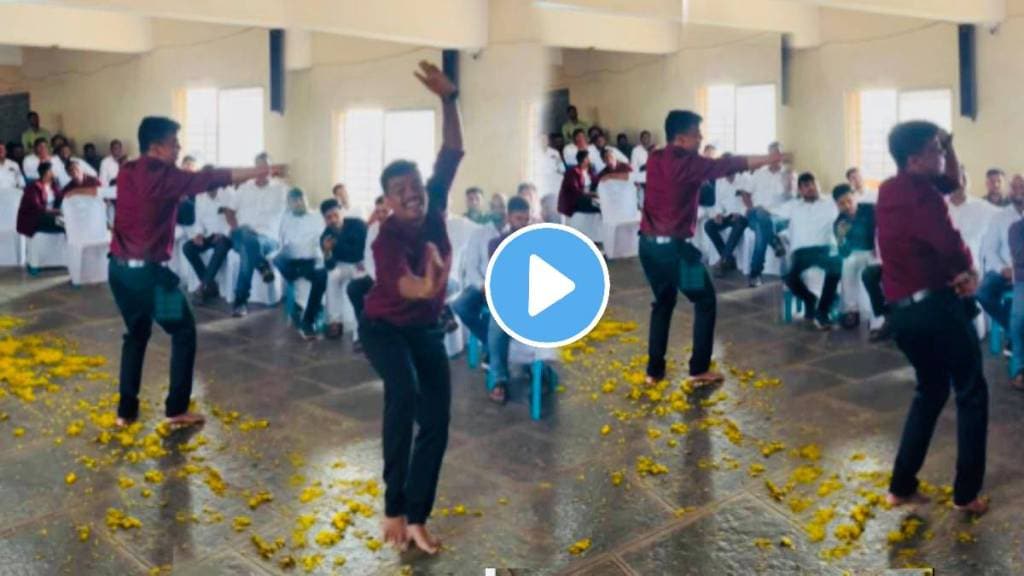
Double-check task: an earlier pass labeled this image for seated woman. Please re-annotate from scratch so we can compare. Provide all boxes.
[17,162,67,237]
[557,149,600,217]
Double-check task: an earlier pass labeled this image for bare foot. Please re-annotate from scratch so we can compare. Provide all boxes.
[644,376,664,386]
[381,516,408,551]
[165,412,206,428]
[886,492,931,507]
[115,417,135,429]
[407,524,441,555]
[690,371,725,386]
[954,497,989,517]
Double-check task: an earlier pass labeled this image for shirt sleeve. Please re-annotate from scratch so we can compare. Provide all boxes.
[156,165,233,200]
[426,147,464,214]
[371,233,410,301]
[916,191,973,275]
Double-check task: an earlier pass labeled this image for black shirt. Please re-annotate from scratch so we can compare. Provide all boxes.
[834,203,876,258]
[320,217,368,269]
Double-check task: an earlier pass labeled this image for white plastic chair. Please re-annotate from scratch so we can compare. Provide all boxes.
[224,251,283,305]
[61,196,111,285]
[25,232,68,271]
[0,188,24,267]
[596,179,640,259]
[567,212,603,244]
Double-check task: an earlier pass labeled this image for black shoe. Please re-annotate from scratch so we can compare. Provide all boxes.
[748,276,764,288]
[232,303,248,318]
[869,319,894,342]
[299,323,318,341]
[202,282,220,302]
[840,312,860,330]
[770,237,786,258]
[440,306,459,333]
[256,262,275,283]
[813,312,834,331]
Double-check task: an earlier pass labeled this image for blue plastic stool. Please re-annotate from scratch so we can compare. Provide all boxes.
[486,359,548,421]
[988,290,1013,356]
[283,282,326,333]
[467,334,482,369]
[781,288,839,325]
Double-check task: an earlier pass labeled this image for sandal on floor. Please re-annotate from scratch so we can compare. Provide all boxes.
[489,383,508,405]
[1010,374,1024,391]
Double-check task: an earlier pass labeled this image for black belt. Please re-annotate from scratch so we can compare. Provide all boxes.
[890,288,946,309]
[111,257,167,269]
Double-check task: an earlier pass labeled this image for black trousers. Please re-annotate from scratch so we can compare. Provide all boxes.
[639,236,716,379]
[574,195,601,214]
[346,276,374,323]
[784,246,841,319]
[358,318,450,524]
[861,264,887,317]
[182,234,232,286]
[889,291,987,506]
[272,256,327,327]
[37,212,64,234]
[108,260,197,420]
[703,215,747,261]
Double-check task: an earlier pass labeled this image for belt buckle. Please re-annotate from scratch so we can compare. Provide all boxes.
[655,236,672,245]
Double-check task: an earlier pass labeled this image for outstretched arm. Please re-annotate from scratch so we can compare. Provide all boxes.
[415,61,464,213]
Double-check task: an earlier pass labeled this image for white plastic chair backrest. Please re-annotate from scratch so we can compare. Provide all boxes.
[62,195,109,244]
[596,179,641,225]
[446,215,481,257]
[0,187,20,231]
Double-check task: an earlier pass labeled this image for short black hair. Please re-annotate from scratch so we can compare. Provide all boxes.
[507,196,530,213]
[254,152,269,164]
[664,110,702,143]
[380,159,419,194]
[845,167,859,180]
[138,116,180,153]
[617,132,628,140]
[287,187,304,201]
[567,105,577,113]
[320,198,341,215]
[38,161,52,178]
[572,128,586,139]
[576,150,589,164]
[987,168,1006,178]
[110,139,122,148]
[640,130,651,138]
[516,182,536,195]
[832,183,853,202]
[28,111,38,119]
[888,121,940,170]
[465,186,483,197]
[374,195,385,206]
[33,137,47,149]
[182,155,196,164]
[797,172,816,187]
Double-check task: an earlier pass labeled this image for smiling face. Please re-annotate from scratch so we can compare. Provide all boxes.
[384,168,427,223]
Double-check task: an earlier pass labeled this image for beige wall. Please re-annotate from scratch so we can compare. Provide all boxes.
[0,66,26,96]
[550,27,784,147]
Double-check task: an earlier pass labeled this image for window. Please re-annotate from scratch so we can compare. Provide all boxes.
[702,84,776,155]
[183,87,265,166]
[336,109,436,217]
[852,88,952,183]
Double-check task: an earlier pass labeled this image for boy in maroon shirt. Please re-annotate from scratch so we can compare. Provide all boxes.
[876,121,988,515]
[108,116,284,429]
[358,62,463,555]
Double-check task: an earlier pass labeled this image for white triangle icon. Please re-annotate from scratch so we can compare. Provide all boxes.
[528,254,576,317]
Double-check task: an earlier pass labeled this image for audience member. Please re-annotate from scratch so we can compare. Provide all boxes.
[16,162,65,236]
[977,174,1024,341]
[464,186,489,224]
[845,167,876,202]
[774,172,840,330]
[563,129,588,168]
[741,142,792,286]
[533,134,565,199]
[594,148,632,186]
[183,185,233,303]
[516,182,542,222]
[273,188,327,340]
[7,142,25,168]
[616,133,632,158]
[452,193,505,346]
[23,138,68,185]
[0,142,25,189]
[561,105,589,143]
[833,183,884,330]
[181,155,198,172]
[57,143,98,182]
[83,143,102,172]
[226,152,289,317]
[321,197,369,340]
[100,140,128,186]
[558,150,598,217]
[50,134,68,155]
[704,159,749,275]
[345,196,389,344]
[702,144,719,159]
[1008,218,1024,389]
[631,130,654,172]
[21,111,51,151]
[985,168,1008,207]
[332,183,349,206]
[947,169,998,264]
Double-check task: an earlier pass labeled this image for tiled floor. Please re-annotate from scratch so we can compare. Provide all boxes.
[1,261,1022,576]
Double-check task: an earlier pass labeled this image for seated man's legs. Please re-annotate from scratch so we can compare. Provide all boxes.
[818,253,842,322]
[703,218,730,260]
[182,238,211,283]
[231,228,278,308]
[722,215,747,264]
[300,265,327,331]
[486,315,511,401]
[977,271,1012,329]
[839,251,872,327]
[746,208,774,280]
[451,286,488,343]
[784,247,819,319]
[36,213,64,234]
[1012,283,1024,385]
[346,275,373,322]
[205,234,231,285]
[325,265,357,334]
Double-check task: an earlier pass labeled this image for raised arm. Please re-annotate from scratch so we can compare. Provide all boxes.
[414,60,463,213]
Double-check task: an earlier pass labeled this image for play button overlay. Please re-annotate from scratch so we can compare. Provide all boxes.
[486,223,609,348]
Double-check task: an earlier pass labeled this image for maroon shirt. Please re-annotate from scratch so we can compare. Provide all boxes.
[110,157,231,262]
[62,175,101,196]
[641,146,748,238]
[876,172,972,302]
[16,181,62,237]
[558,166,590,217]
[363,147,463,327]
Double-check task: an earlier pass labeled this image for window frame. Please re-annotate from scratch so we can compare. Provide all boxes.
[699,82,778,156]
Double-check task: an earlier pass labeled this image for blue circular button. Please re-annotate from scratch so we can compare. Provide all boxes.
[485,223,610,348]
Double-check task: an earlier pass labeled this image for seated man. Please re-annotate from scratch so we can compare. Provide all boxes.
[321,197,369,340]
[774,172,840,330]
[486,196,533,404]
[1008,218,1024,389]
[463,186,490,224]
[741,142,793,287]
[183,184,233,303]
[984,168,1007,207]
[593,147,632,187]
[516,182,542,223]
[558,150,598,217]
[452,194,505,346]
[631,130,654,172]
[99,139,127,186]
[832,183,885,330]
[56,143,98,184]
[562,129,589,168]
[16,162,66,236]
[978,174,1024,343]
[22,138,68,185]
[226,152,288,317]
[345,196,389,350]
[0,142,25,189]
[273,188,327,340]
[704,157,749,275]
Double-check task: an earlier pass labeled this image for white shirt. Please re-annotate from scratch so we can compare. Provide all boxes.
[980,204,1024,274]
[749,166,793,210]
[99,155,122,186]
[193,190,232,237]
[459,221,502,290]
[563,143,583,167]
[69,157,98,181]
[22,155,69,186]
[231,179,288,238]
[586,145,628,175]
[947,196,998,266]
[0,159,24,189]
[278,211,324,261]
[534,147,565,196]
[772,197,838,252]
[364,221,381,280]
[631,146,650,172]
[710,174,751,217]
